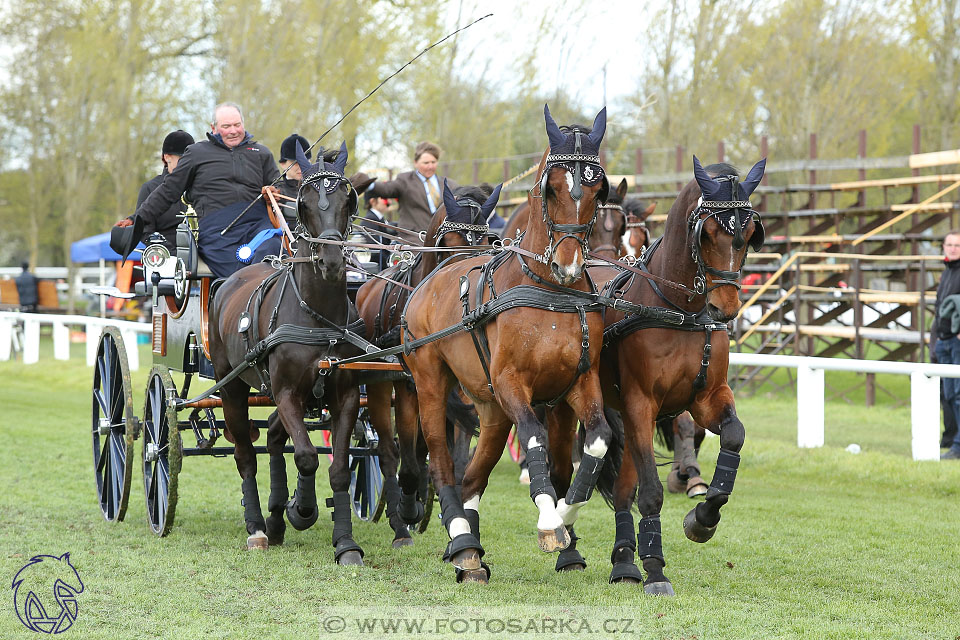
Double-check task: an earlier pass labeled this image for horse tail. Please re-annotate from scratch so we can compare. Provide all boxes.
[655,415,675,452]
[594,406,626,510]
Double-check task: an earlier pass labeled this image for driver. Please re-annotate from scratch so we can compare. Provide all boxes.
[133,102,282,278]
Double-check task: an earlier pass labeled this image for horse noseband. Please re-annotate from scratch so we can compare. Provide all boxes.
[687,194,763,296]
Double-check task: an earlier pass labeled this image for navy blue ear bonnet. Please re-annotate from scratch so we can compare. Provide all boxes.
[296,141,349,194]
[441,182,502,224]
[543,105,607,189]
[691,155,767,250]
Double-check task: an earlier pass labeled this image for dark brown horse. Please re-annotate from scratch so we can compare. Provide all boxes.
[355,182,502,540]
[589,178,629,260]
[592,157,765,593]
[400,106,615,583]
[209,142,374,564]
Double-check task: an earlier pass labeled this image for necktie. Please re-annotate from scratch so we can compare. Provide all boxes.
[426,178,440,211]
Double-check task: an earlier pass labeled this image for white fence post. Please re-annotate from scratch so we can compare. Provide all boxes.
[23,318,39,364]
[797,365,825,448]
[911,372,940,461]
[53,320,70,361]
[86,322,101,367]
[0,318,12,361]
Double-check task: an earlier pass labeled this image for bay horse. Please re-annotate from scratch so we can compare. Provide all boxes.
[621,197,656,257]
[400,105,616,583]
[209,142,375,564]
[592,156,766,593]
[354,182,502,542]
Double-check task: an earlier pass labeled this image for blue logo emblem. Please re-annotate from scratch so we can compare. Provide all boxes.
[11,553,84,634]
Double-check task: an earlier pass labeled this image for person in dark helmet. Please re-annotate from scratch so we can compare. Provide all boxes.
[114,129,195,253]
[276,133,312,226]
[133,103,283,278]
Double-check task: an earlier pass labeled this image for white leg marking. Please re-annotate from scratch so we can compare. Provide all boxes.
[527,437,541,450]
[534,493,563,530]
[585,436,608,458]
[556,499,584,526]
[463,495,480,512]
[449,517,471,539]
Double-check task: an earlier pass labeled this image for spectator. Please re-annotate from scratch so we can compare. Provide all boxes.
[115,130,195,254]
[14,261,38,313]
[933,230,960,459]
[276,133,311,227]
[365,141,457,233]
[360,191,393,271]
[133,103,282,278]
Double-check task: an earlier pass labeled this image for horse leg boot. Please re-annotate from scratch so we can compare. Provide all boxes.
[265,454,288,545]
[328,491,364,565]
[285,472,319,531]
[555,526,586,572]
[383,475,413,548]
[438,485,485,581]
[684,406,744,543]
[638,514,674,595]
[241,476,268,550]
[609,510,643,584]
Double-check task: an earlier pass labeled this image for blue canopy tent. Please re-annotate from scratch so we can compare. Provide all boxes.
[70,232,143,263]
[69,232,144,317]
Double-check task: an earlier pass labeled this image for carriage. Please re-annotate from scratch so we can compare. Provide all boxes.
[90,200,388,537]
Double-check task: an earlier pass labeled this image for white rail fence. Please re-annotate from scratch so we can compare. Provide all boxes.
[729,353,956,462]
[0,311,150,371]
[0,313,952,461]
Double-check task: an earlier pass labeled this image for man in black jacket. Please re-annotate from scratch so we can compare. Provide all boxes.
[934,230,960,459]
[134,103,282,278]
[14,262,38,313]
[115,130,195,253]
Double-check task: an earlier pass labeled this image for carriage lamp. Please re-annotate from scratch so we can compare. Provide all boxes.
[141,244,170,270]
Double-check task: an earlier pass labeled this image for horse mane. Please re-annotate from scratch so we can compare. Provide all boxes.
[705,161,739,177]
[622,197,647,216]
[452,185,489,203]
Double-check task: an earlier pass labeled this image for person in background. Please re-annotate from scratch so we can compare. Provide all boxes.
[14,261,38,313]
[115,130,195,253]
[276,133,311,227]
[360,191,393,271]
[364,141,456,233]
[933,230,960,459]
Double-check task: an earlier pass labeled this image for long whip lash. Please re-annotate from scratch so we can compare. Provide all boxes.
[221,13,494,235]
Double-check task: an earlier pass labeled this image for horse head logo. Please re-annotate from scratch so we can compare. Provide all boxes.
[11,553,84,634]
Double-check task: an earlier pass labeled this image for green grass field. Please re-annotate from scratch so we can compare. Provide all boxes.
[1,344,959,639]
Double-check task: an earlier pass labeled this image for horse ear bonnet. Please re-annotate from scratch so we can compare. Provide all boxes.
[692,155,766,251]
[541,104,609,201]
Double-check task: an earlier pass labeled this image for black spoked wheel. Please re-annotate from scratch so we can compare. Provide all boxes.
[142,365,182,536]
[349,426,383,522]
[91,327,135,522]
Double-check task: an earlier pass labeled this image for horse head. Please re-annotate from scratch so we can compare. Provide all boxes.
[590,177,629,259]
[687,156,766,321]
[295,141,357,281]
[434,181,503,249]
[533,104,609,285]
[623,198,656,256]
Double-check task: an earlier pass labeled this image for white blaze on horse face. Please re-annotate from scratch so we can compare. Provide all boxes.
[564,172,579,215]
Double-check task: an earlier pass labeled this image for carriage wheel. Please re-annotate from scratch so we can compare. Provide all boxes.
[91,327,136,522]
[349,432,383,522]
[142,365,182,536]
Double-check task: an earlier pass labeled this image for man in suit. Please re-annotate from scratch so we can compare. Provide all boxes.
[365,141,456,232]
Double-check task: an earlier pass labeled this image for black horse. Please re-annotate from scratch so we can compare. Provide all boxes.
[209,141,383,564]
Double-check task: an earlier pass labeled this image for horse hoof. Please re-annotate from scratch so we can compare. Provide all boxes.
[392,536,414,549]
[451,548,482,571]
[683,507,717,543]
[644,581,675,596]
[246,532,269,550]
[537,525,571,553]
[458,568,489,584]
[337,551,364,566]
[558,563,585,572]
[686,477,708,499]
[609,561,644,584]
[666,467,686,494]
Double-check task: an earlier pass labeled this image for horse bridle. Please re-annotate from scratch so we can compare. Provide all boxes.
[434,197,492,246]
[294,170,358,260]
[687,174,764,295]
[531,129,609,262]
